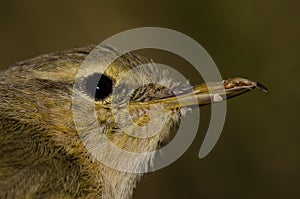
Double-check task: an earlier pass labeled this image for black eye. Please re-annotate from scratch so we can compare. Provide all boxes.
[84,73,113,101]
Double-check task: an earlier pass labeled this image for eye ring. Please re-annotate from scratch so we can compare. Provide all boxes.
[84,73,113,101]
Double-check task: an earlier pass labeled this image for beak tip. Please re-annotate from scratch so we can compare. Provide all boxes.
[255,81,269,93]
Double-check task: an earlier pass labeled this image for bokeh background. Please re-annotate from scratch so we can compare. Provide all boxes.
[0,1,299,198]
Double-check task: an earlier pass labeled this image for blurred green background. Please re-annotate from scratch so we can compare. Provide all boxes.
[0,1,299,198]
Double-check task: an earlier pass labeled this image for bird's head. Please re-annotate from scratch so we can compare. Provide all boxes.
[0,45,268,198]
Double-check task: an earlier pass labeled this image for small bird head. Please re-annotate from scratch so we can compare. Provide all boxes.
[69,46,268,159]
[0,45,268,198]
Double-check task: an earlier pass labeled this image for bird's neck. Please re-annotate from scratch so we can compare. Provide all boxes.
[101,167,143,199]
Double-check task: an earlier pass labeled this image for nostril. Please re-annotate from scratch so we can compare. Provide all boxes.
[130,83,174,102]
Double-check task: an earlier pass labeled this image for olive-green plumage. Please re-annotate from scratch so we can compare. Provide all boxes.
[0,45,267,199]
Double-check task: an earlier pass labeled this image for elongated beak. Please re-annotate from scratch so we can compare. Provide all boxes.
[189,77,268,106]
[131,77,268,109]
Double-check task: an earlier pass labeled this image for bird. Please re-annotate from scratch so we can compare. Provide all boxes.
[0,44,268,199]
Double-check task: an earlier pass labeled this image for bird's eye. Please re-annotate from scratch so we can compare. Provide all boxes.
[84,73,113,101]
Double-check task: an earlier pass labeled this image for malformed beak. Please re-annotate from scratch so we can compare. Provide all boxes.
[131,77,269,109]
[189,77,269,106]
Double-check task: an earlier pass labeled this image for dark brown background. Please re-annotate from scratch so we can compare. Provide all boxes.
[1,1,299,198]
